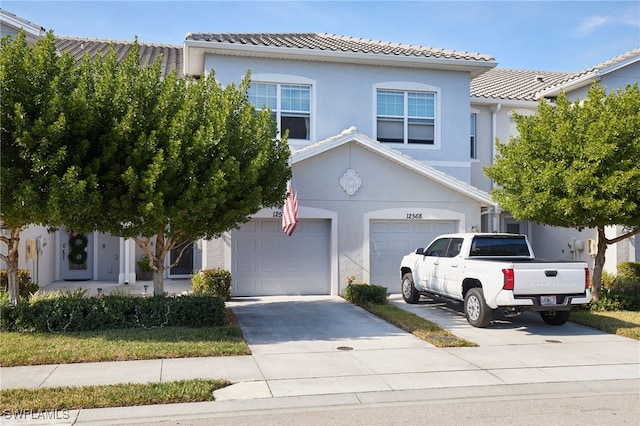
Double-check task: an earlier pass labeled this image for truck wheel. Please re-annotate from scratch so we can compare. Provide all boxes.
[464,287,492,328]
[401,273,420,304]
[540,310,570,326]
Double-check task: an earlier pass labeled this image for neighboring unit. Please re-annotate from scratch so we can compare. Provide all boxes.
[400,233,591,327]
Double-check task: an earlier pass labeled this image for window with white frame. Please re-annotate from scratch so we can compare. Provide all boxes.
[376,90,435,144]
[470,113,477,159]
[248,82,311,140]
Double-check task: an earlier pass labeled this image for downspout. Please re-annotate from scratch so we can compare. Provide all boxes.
[491,103,502,232]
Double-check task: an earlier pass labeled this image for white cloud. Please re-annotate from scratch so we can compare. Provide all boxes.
[576,14,611,34]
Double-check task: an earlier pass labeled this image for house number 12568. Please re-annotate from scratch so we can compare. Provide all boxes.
[406,213,422,219]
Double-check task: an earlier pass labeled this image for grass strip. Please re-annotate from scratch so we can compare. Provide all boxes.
[0,326,250,367]
[365,304,477,347]
[569,310,640,340]
[0,379,230,411]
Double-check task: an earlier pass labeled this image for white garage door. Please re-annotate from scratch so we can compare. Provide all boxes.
[232,219,330,296]
[370,220,457,292]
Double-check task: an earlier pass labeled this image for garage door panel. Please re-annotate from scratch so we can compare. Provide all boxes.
[370,220,456,292]
[259,220,280,232]
[391,222,413,233]
[232,219,330,296]
[236,240,257,253]
[236,259,257,272]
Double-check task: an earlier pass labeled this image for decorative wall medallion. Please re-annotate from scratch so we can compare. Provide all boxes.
[340,169,362,196]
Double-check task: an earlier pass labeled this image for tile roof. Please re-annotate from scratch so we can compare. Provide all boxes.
[472,47,640,102]
[55,36,184,78]
[186,32,495,62]
[471,68,574,101]
[535,47,640,98]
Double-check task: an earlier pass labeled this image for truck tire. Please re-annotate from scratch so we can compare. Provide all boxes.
[464,287,492,328]
[540,310,570,326]
[401,273,420,304]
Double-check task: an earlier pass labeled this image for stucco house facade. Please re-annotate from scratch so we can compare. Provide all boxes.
[2,9,638,296]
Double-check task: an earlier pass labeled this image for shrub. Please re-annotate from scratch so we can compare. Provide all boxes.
[192,269,232,301]
[344,283,388,306]
[618,262,640,282]
[0,292,226,332]
[0,269,40,301]
[592,263,640,311]
[136,255,154,272]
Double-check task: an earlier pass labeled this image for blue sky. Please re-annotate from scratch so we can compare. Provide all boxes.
[4,1,639,72]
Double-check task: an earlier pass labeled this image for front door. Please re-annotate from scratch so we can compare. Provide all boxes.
[61,227,94,280]
[169,242,194,276]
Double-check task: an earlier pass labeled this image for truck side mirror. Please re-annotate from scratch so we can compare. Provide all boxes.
[415,248,424,255]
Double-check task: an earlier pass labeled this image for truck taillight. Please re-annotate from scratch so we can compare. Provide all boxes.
[585,268,590,289]
[502,268,514,290]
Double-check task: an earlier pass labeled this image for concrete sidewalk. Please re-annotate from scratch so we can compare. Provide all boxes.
[1,295,639,425]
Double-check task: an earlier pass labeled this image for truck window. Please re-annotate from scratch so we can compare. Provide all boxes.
[470,236,531,257]
[446,238,464,257]
[425,238,450,257]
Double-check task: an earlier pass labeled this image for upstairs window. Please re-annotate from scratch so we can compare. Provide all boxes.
[248,83,311,140]
[377,90,435,144]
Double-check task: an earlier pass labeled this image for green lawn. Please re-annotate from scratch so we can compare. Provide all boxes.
[0,326,250,367]
[569,309,640,340]
[365,304,477,347]
[0,379,229,411]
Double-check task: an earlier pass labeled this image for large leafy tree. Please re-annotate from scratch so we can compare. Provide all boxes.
[485,83,640,298]
[57,46,291,295]
[0,31,97,305]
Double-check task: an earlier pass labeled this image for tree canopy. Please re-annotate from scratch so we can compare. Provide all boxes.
[484,83,640,297]
[1,31,98,304]
[2,30,291,299]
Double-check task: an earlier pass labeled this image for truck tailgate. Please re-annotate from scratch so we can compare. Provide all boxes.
[512,263,586,295]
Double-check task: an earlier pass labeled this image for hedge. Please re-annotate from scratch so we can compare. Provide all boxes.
[0,293,226,332]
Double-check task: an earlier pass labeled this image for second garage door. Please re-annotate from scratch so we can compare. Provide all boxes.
[231,219,330,296]
[370,220,457,292]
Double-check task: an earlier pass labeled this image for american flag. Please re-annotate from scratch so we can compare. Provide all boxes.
[282,178,298,236]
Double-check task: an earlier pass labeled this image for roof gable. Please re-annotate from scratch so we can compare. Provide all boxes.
[292,127,496,207]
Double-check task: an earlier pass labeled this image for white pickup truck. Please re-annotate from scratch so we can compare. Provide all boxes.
[400,233,591,327]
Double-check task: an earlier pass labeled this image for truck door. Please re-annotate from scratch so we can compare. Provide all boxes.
[439,238,464,299]
[420,238,450,294]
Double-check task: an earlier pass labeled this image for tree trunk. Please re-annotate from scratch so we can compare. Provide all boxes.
[153,232,166,296]
[591,225,608,301]
[4,228,21,306]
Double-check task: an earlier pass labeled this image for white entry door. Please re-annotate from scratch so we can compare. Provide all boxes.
[61,227,94,280]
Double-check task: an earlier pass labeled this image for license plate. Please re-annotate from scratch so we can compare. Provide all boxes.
[540,295,557,306]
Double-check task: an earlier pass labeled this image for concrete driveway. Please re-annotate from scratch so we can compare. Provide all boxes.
[226,295,640,399]
[388,293,640,384]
